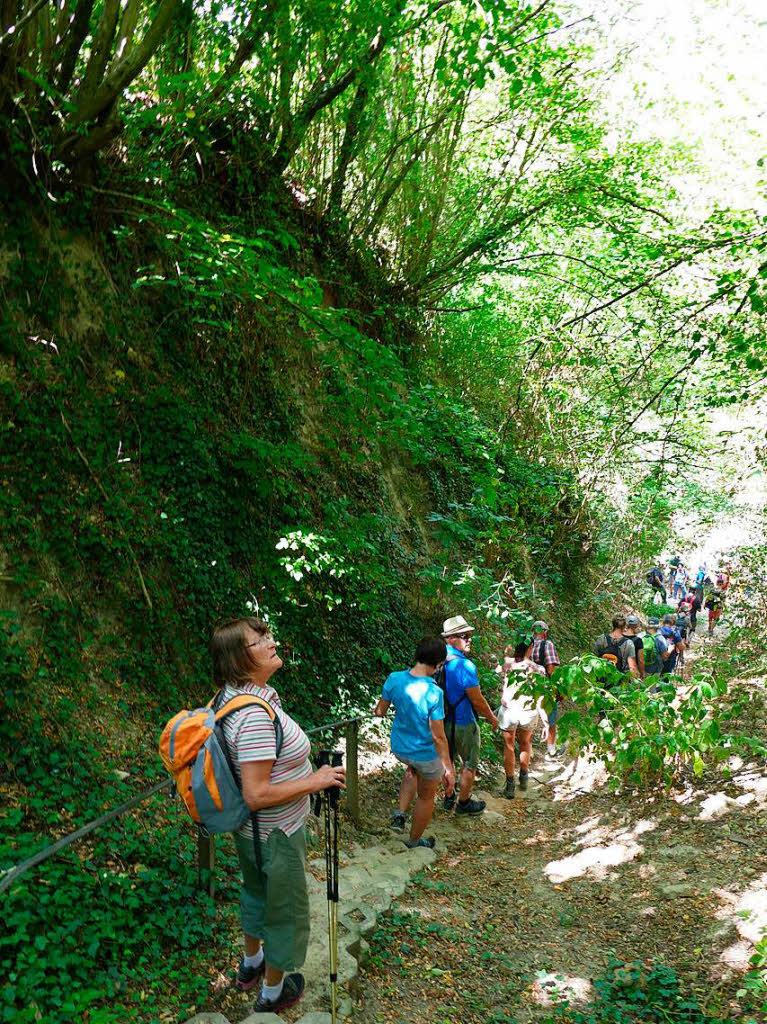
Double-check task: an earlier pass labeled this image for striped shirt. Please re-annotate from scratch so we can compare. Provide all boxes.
[220,682,312,842]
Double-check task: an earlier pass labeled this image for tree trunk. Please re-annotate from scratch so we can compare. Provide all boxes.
[55,0,181,160]
[79,0,121,100]
[327,74,372,214]
[270,19,392,178]
[53,0,96,93]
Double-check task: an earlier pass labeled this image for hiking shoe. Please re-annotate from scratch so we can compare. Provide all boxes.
[503,778,515,799]
[253,973,305,1013]
[235,957,264,991]
[405,836,436,849]
[455,798,485,816]
[442,793,456,812]
[389,811,406,832]
[518,772,528,792]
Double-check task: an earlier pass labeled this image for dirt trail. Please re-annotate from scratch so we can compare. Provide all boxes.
[352,633,767,1024]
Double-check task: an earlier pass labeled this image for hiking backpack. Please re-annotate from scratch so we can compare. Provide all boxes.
[433,661,469,759]
[597,634,631,673]
[531,637,552,668]
[640,632,659,669]
[159,691,283,843]
[646,567,662,585]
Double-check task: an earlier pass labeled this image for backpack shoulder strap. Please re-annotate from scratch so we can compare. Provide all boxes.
[608,635,622,656]
[440,659,471,715]
[213,694,284,758]
[209,692,286,875]
[214,693,276,722]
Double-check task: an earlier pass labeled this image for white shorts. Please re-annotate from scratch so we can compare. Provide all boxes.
[498,706,538,732]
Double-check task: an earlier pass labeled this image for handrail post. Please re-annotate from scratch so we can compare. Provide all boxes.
[345,720,360,825]
[198,831,216,898]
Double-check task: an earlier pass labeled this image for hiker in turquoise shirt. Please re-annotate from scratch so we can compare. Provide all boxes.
[375,636,454,848]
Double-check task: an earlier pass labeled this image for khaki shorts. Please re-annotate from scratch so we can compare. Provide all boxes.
[395,753,444,781]
[234,825,310,972]
[449,721,481,771]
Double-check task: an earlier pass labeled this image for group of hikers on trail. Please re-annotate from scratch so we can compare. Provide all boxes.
[646,556,730,633]
[159,556,732,1016]
[374,587,722,853]
[375,616,563,845]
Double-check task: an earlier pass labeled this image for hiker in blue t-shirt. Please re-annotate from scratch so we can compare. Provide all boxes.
[374,636,455,849]
[660,615,684,676]
[440,614,499,818]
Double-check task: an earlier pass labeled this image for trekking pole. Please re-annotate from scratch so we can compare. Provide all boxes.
[314,749,343,1024]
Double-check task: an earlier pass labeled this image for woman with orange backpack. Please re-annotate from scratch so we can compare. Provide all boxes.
[210,618,345,1014]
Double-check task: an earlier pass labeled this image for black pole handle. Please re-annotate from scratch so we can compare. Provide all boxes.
[328,750,343,809]
[313,749,344,815]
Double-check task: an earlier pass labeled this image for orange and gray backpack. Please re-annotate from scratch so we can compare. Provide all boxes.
[159,690,283,864]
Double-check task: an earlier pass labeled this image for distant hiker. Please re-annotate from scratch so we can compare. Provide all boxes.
[593,616,638,679]
[687,589,703,636]
[440,615,499,816]
[669,554,682,570]
[497,641,549,798]
[646,565,666,603]
[717,569,731,593]
[672,565,687,600]
[660,614,684,676]
[375,636,455,849]
[675,605,691,645]
[694,566,712,603]
[211,617,345,1013]
[705,588,725,634]
[642,617,670,677]
[623,615,645,679]
[674,609,691,672]
[529,621,562,760]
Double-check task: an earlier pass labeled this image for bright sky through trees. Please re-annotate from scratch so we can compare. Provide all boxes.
[577,0,767,216]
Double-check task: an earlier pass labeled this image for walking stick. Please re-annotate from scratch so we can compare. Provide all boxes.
[314,749,343,1024]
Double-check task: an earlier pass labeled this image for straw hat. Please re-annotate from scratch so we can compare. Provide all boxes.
[441,615,474,637]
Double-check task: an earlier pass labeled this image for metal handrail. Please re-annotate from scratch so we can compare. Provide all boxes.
[0,713,371,896]
[304,714,369,736]
[0,779,172,895]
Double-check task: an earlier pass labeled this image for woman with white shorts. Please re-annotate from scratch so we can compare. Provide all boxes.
[498,642,549,798]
